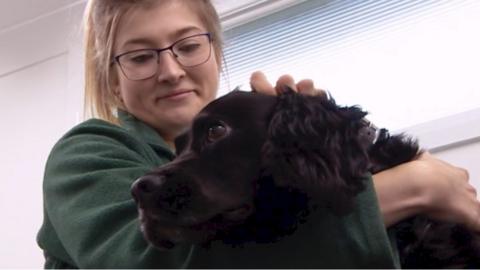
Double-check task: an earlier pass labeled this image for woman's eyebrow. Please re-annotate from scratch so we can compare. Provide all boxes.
[171,26,204,39]
[121,26,205,49]
[122,38,154,49]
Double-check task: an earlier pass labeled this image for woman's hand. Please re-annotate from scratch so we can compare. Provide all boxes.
[412,153,479,229]
[250,71,324,96]
[374,152,480,230]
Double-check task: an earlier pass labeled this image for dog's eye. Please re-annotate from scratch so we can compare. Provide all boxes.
[207,124,227,142]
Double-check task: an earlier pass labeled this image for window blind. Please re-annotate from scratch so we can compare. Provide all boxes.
[219,0,480,130]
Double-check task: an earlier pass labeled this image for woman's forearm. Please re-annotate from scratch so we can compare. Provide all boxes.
[372,161,427,227]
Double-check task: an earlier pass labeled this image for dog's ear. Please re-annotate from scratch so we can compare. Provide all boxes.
[261,88,369,215]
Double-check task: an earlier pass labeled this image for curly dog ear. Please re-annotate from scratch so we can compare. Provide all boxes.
[262,88,370,215]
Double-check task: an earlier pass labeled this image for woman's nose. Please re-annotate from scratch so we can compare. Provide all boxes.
[156,52,186,84]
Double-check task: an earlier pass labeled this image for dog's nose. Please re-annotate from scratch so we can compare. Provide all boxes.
[131,174,165,207]
[132,174,194,216]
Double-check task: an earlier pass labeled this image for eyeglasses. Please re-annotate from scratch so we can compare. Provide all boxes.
[113,33,212,81]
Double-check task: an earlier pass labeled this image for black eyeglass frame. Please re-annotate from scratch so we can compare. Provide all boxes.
[112,32,213,81]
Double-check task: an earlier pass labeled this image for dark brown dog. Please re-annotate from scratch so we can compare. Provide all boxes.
[131,89,480,268]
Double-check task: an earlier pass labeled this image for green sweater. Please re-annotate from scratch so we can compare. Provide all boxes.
[37,110,400,268]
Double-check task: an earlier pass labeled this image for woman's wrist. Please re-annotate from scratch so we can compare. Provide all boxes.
[372,160,429,227]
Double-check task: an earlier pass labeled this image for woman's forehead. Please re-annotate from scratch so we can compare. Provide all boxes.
[114,1,207,51]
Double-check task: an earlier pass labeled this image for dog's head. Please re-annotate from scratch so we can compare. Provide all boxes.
[131,89,374,249]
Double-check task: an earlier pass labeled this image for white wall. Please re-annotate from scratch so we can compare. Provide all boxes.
[0,0,478,268]
[0,2,85,268]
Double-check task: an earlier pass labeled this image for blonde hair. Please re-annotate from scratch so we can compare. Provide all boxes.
[83,0,223,123]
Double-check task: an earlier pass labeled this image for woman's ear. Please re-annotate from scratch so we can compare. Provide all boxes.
[110,69,125,106]
[261,88,368,215]
[111,85,125,109]
[114,86,123,103]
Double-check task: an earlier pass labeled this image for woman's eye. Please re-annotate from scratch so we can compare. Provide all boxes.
[177,43,201,54]
[207,124,227,142]
[127,52,155,64]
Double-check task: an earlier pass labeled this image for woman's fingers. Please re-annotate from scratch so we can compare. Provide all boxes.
[462,190,480,232]
[463,178,480,231]
[275,74,296,93]
[250,71,326,97]
[296,79,314,95]
[250,71,275,95]
[473,201,480,231]
[297,79,327,97]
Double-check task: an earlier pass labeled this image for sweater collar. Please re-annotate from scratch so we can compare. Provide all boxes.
[117,110,175,159]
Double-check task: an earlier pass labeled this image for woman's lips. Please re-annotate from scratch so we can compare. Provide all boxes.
[158,90,195,101]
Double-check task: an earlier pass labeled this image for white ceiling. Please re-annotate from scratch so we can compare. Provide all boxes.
[0,0,257,33]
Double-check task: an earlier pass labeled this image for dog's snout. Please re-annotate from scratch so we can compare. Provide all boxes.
[131,172,196,217]
[157,183,193,215]
[131,174,165,206]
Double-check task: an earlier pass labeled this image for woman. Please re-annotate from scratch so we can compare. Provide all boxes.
[37,0,479,268]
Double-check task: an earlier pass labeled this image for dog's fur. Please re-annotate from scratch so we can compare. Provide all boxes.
[131,89,480,268]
